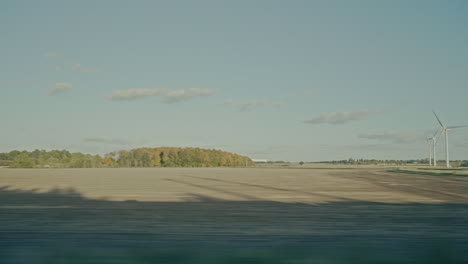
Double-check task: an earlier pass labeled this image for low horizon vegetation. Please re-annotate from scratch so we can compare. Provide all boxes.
[0,148,254,168]
[256,159,468,167]
[1,149,467,169]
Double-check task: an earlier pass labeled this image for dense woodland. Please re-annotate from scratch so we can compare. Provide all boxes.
[0,148,254,168]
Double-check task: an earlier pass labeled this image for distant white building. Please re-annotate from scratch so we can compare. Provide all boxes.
[252,159,268,163]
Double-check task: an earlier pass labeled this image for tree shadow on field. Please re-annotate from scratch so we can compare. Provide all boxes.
[182,175,356,201]
[0,185,467,264]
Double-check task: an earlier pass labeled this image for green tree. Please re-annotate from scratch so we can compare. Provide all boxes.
[11,153,34,168]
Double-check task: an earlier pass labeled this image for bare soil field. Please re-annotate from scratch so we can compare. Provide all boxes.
[1,168,467,263]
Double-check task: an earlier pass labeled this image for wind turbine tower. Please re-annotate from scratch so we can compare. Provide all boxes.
[427,129,442,167]
[429,129,441,167]
[432,110,468,168]
[425,138,432,166]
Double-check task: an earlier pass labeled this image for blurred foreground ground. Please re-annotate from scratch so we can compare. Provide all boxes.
[1,168,467,263]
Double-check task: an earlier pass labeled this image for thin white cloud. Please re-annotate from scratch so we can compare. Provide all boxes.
[104,88,168,101]
[220,99,285,111]
[46,82,73,95]
[83,137,147,146]
[44,52,57,57]
[72,64,101,73]
[103,88,218,102]
[303,109,382,125]
[163,88,219,103]
[358,131,422,144]
[239,100,267,111]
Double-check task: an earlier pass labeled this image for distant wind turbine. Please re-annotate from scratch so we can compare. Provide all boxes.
[426,128,441,167]
[425,138,432,166]
[432,110,468,168]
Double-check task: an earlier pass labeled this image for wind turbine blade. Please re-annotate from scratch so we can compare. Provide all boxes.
[433,128,441,138]
[436,129,443,141]
[432,110,445,128]
[447,125,468,129]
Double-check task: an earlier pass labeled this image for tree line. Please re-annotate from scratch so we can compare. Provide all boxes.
[0,148,254,168]
[313,158,468,167]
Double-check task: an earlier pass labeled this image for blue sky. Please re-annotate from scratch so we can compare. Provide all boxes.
[2,0,468,161]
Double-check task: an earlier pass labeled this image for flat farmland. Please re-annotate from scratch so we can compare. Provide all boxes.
[1,168,468,263]
[2,167,468,203]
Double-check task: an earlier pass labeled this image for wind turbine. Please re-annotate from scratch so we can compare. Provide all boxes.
[427,128,441,167]
[426,138,432,166]
[432,110,468,168]
[425,138,432,166]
